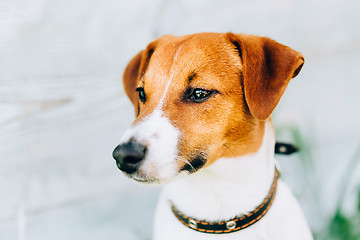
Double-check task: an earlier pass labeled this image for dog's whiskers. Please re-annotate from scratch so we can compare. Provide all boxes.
[223,143,235,157]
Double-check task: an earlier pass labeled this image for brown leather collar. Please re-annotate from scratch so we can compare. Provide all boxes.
[171,169,279,234]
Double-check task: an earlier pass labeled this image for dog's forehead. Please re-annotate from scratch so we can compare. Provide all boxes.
[143,33,241,90]
[152,33,236,66]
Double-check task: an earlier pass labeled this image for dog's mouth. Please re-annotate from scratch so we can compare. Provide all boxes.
[121,167,162,184]
[130,175,161,184]
[128,173,181,185]
[123,152,208,184]
[179,152,208,174]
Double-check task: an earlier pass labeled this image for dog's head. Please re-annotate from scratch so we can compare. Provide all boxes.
[113,33,304,183]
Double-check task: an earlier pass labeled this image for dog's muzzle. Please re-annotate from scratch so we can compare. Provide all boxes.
[112,141,147,174]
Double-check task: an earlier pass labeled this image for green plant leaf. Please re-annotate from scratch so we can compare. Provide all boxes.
[329,210,352,240]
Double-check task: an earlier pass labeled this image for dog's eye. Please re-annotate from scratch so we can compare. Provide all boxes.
[190,88,214,103]
[136,87,146,103]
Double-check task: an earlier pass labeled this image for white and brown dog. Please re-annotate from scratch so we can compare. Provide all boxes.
[113,33,313,240]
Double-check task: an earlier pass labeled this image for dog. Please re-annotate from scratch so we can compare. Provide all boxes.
[112,32,313,240]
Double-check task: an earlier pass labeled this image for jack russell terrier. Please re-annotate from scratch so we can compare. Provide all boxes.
[112,32,313,240]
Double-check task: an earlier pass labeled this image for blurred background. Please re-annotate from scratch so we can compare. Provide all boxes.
[0,0,359,239]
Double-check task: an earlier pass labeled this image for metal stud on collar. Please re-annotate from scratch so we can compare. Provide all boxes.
[226,220,236,230]
[188,219,197,229]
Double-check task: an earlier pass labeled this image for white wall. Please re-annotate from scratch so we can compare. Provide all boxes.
[1,0,359,239]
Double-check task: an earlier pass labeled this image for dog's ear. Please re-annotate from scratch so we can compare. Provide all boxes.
[123,50,144,104]
[227,33,304,120]
[123,42,157,103]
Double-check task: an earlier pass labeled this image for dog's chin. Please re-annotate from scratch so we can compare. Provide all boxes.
[128,175,173,186]
[130,176,162,185]
[126,170,190,186]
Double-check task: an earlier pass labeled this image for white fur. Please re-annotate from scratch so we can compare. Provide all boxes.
[157,44,183,109]
[118,45,186,182]
[119,109,180,181]
[153,122,313,240]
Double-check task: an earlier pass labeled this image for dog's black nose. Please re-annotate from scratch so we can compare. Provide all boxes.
[112,141,147,174]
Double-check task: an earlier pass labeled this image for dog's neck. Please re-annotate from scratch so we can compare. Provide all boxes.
[163,121,277,221]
